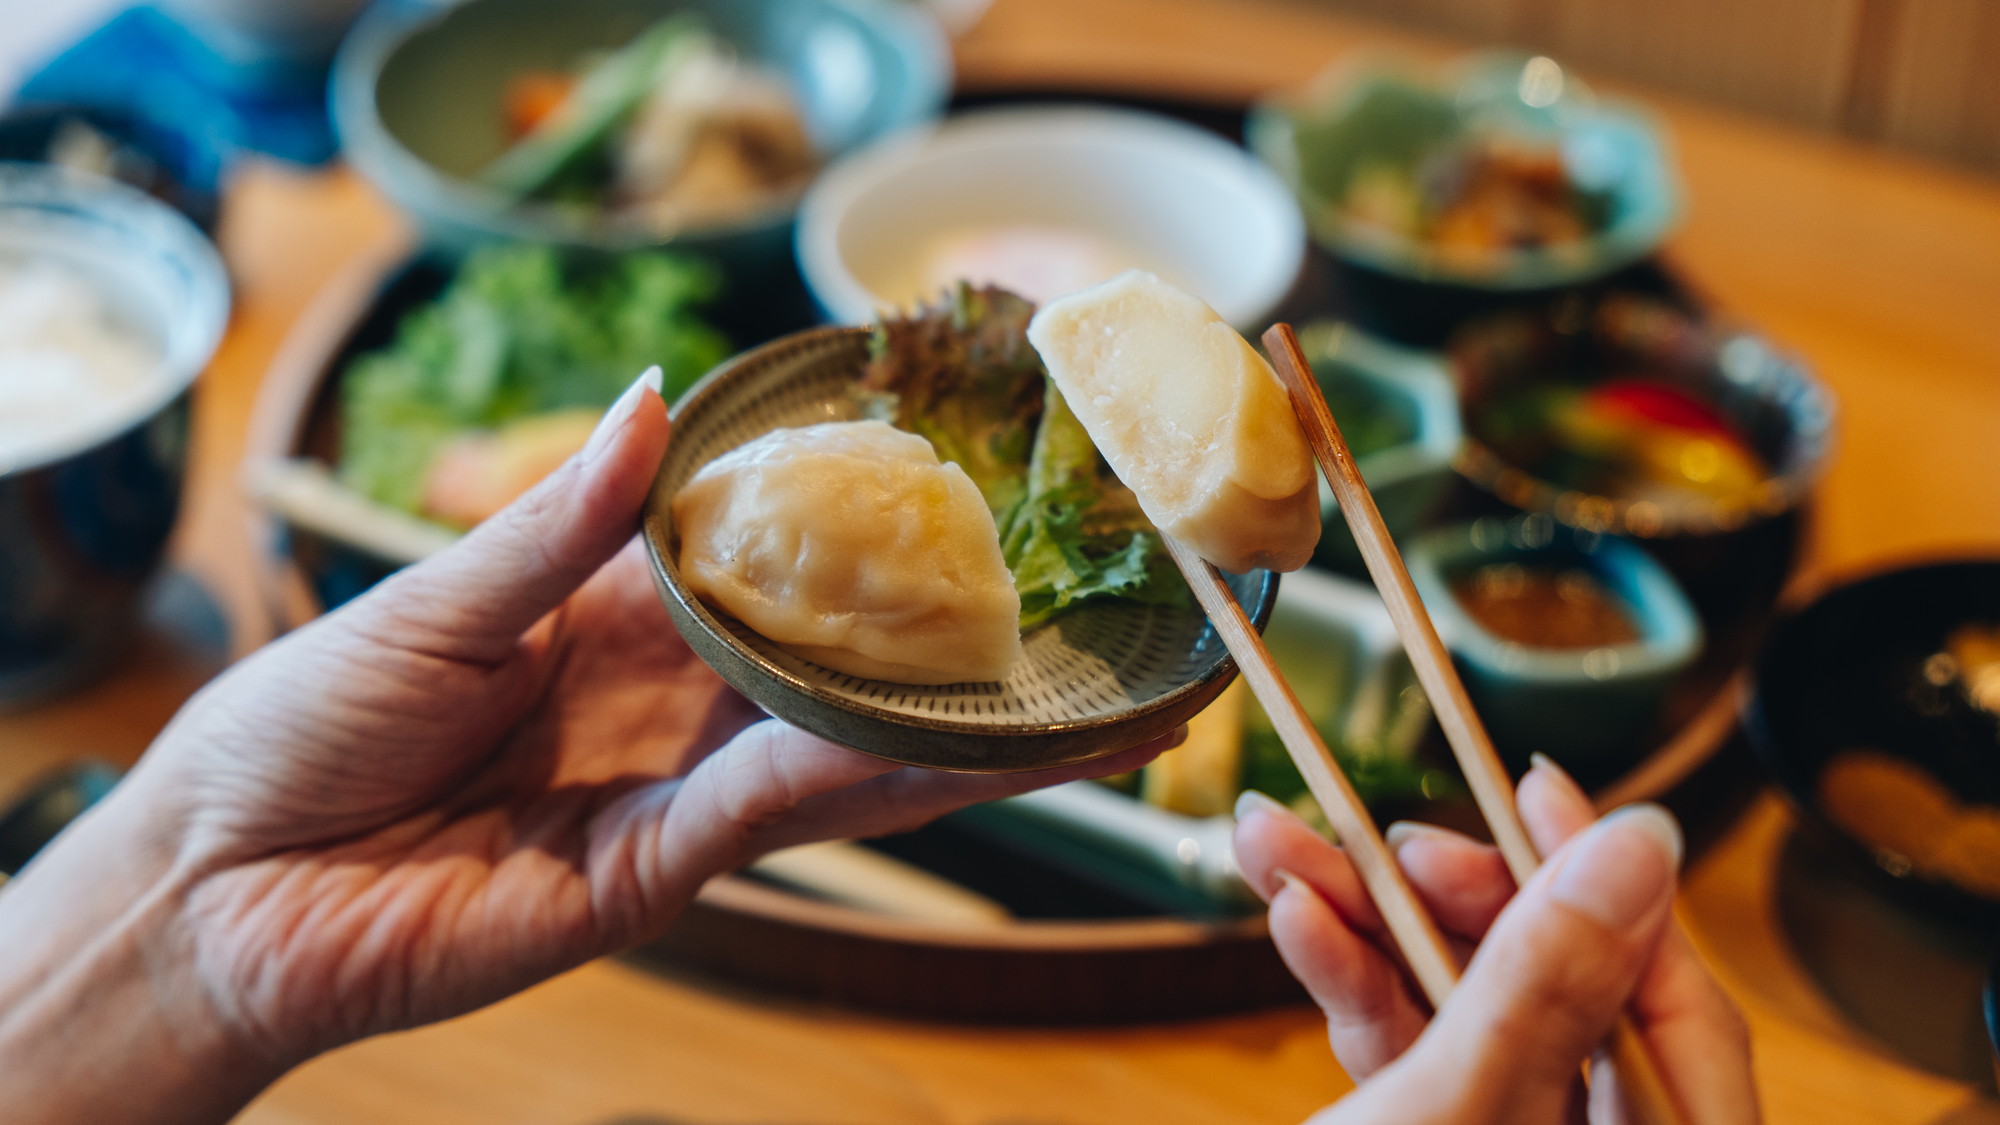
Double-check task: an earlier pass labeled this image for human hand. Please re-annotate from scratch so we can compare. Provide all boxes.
[0,372,1171,1123]
[1233,758,1757,1125]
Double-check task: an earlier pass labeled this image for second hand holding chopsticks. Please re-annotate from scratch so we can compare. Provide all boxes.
[1256,322,1688,1125]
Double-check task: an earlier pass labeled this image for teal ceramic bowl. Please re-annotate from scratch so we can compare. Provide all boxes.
[1408,517,1701,766]
[1248,53,1679,292]
[1296,322,1461,572]
[1986,964,1998,1089]
[332,0,949,277]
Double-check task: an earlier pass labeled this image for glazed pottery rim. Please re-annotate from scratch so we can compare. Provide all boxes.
[0,162,228,478]
[643,324,1279,742]
[1745,556,2000,917]
[1298,321,1462,499]
[794,103,1308,331]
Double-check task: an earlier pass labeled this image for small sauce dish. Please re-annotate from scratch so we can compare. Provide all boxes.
[1408,515,1701,767]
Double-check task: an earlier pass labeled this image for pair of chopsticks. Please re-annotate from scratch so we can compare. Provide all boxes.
[1161,324,1686,1125]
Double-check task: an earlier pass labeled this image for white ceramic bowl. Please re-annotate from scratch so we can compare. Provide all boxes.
[796,106,1307,330]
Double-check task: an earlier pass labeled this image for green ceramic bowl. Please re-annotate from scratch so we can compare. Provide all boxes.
[1248,53,1679,292]
[643,327,1279,773]
[1296,322,1461,572]
[332,0,949,278]
[1408,517,1701,766]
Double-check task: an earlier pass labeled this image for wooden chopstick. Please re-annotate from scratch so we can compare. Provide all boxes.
[1160,535,1460,1007]
[1263,324,1541,880]
[1260,323,1689,1125]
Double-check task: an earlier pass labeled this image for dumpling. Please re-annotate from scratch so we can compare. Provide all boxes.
[1027,270,1320,574]
[673,420,1023,685]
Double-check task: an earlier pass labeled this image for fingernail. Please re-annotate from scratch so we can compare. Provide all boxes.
[1618,803,1686,871]
[1529,751,1588,800]
[1528,752,1597,819]
[1234,788,1289,823]
[1166,724,1191,749]
[1273,868,1311,900]
[1549,803,1682,930]
[1384,819,1438,850]
[583,366,664,465]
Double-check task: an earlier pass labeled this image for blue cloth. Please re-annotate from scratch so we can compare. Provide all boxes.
[17,5,338,166]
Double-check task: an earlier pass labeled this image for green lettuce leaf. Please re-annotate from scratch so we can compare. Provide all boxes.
[858,284,1045,515]
[859,283,1191,629]
[1000,384,1191,629]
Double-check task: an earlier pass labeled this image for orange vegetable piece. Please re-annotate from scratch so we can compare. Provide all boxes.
[504,71,579,140]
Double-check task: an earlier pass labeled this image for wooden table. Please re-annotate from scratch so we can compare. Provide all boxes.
[7,0,2000,1121]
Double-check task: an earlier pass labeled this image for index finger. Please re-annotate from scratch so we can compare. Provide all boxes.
[1522,755,1761,1125]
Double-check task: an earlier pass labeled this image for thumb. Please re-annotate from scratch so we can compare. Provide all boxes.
[352,367,671,663]
[582,719,897,939]
[1395,804,1684,1121]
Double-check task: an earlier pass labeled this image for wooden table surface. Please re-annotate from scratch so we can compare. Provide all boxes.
[6,0,2000,1122]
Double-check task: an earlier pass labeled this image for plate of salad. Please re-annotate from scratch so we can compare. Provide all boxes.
[249,242,735,611]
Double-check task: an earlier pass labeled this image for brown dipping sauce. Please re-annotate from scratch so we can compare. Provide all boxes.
[1450,563,1640,650]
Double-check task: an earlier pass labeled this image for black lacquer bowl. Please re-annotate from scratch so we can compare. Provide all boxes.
[1747,560,2000,933]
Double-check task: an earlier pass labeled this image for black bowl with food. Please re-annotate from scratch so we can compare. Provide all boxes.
[1448,292,1832,613]
[1746,560,2000,933]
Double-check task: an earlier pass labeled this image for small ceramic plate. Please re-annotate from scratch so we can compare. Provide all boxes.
[642,327,1278,773]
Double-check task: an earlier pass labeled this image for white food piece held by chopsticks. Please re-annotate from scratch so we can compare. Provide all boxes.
[1027,270,1320,574]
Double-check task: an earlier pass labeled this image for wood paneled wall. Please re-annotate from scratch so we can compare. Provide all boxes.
[1313,0,2000,172]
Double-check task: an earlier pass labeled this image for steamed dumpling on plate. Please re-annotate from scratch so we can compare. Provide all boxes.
[673,420,1023,685]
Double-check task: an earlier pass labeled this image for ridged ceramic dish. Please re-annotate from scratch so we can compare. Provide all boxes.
[642,326,1279,773]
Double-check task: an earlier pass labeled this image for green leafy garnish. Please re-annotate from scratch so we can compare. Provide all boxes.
[338,245,728,512]
[858,283,1188,628]
[858,284,1046,515]
[1001,385,1189,628]
[1241,659,1458,811]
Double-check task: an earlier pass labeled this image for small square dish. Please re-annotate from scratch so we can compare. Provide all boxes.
[642,326,1279,774]
[1295,321,1462,571]
[1408,516,1701,765]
